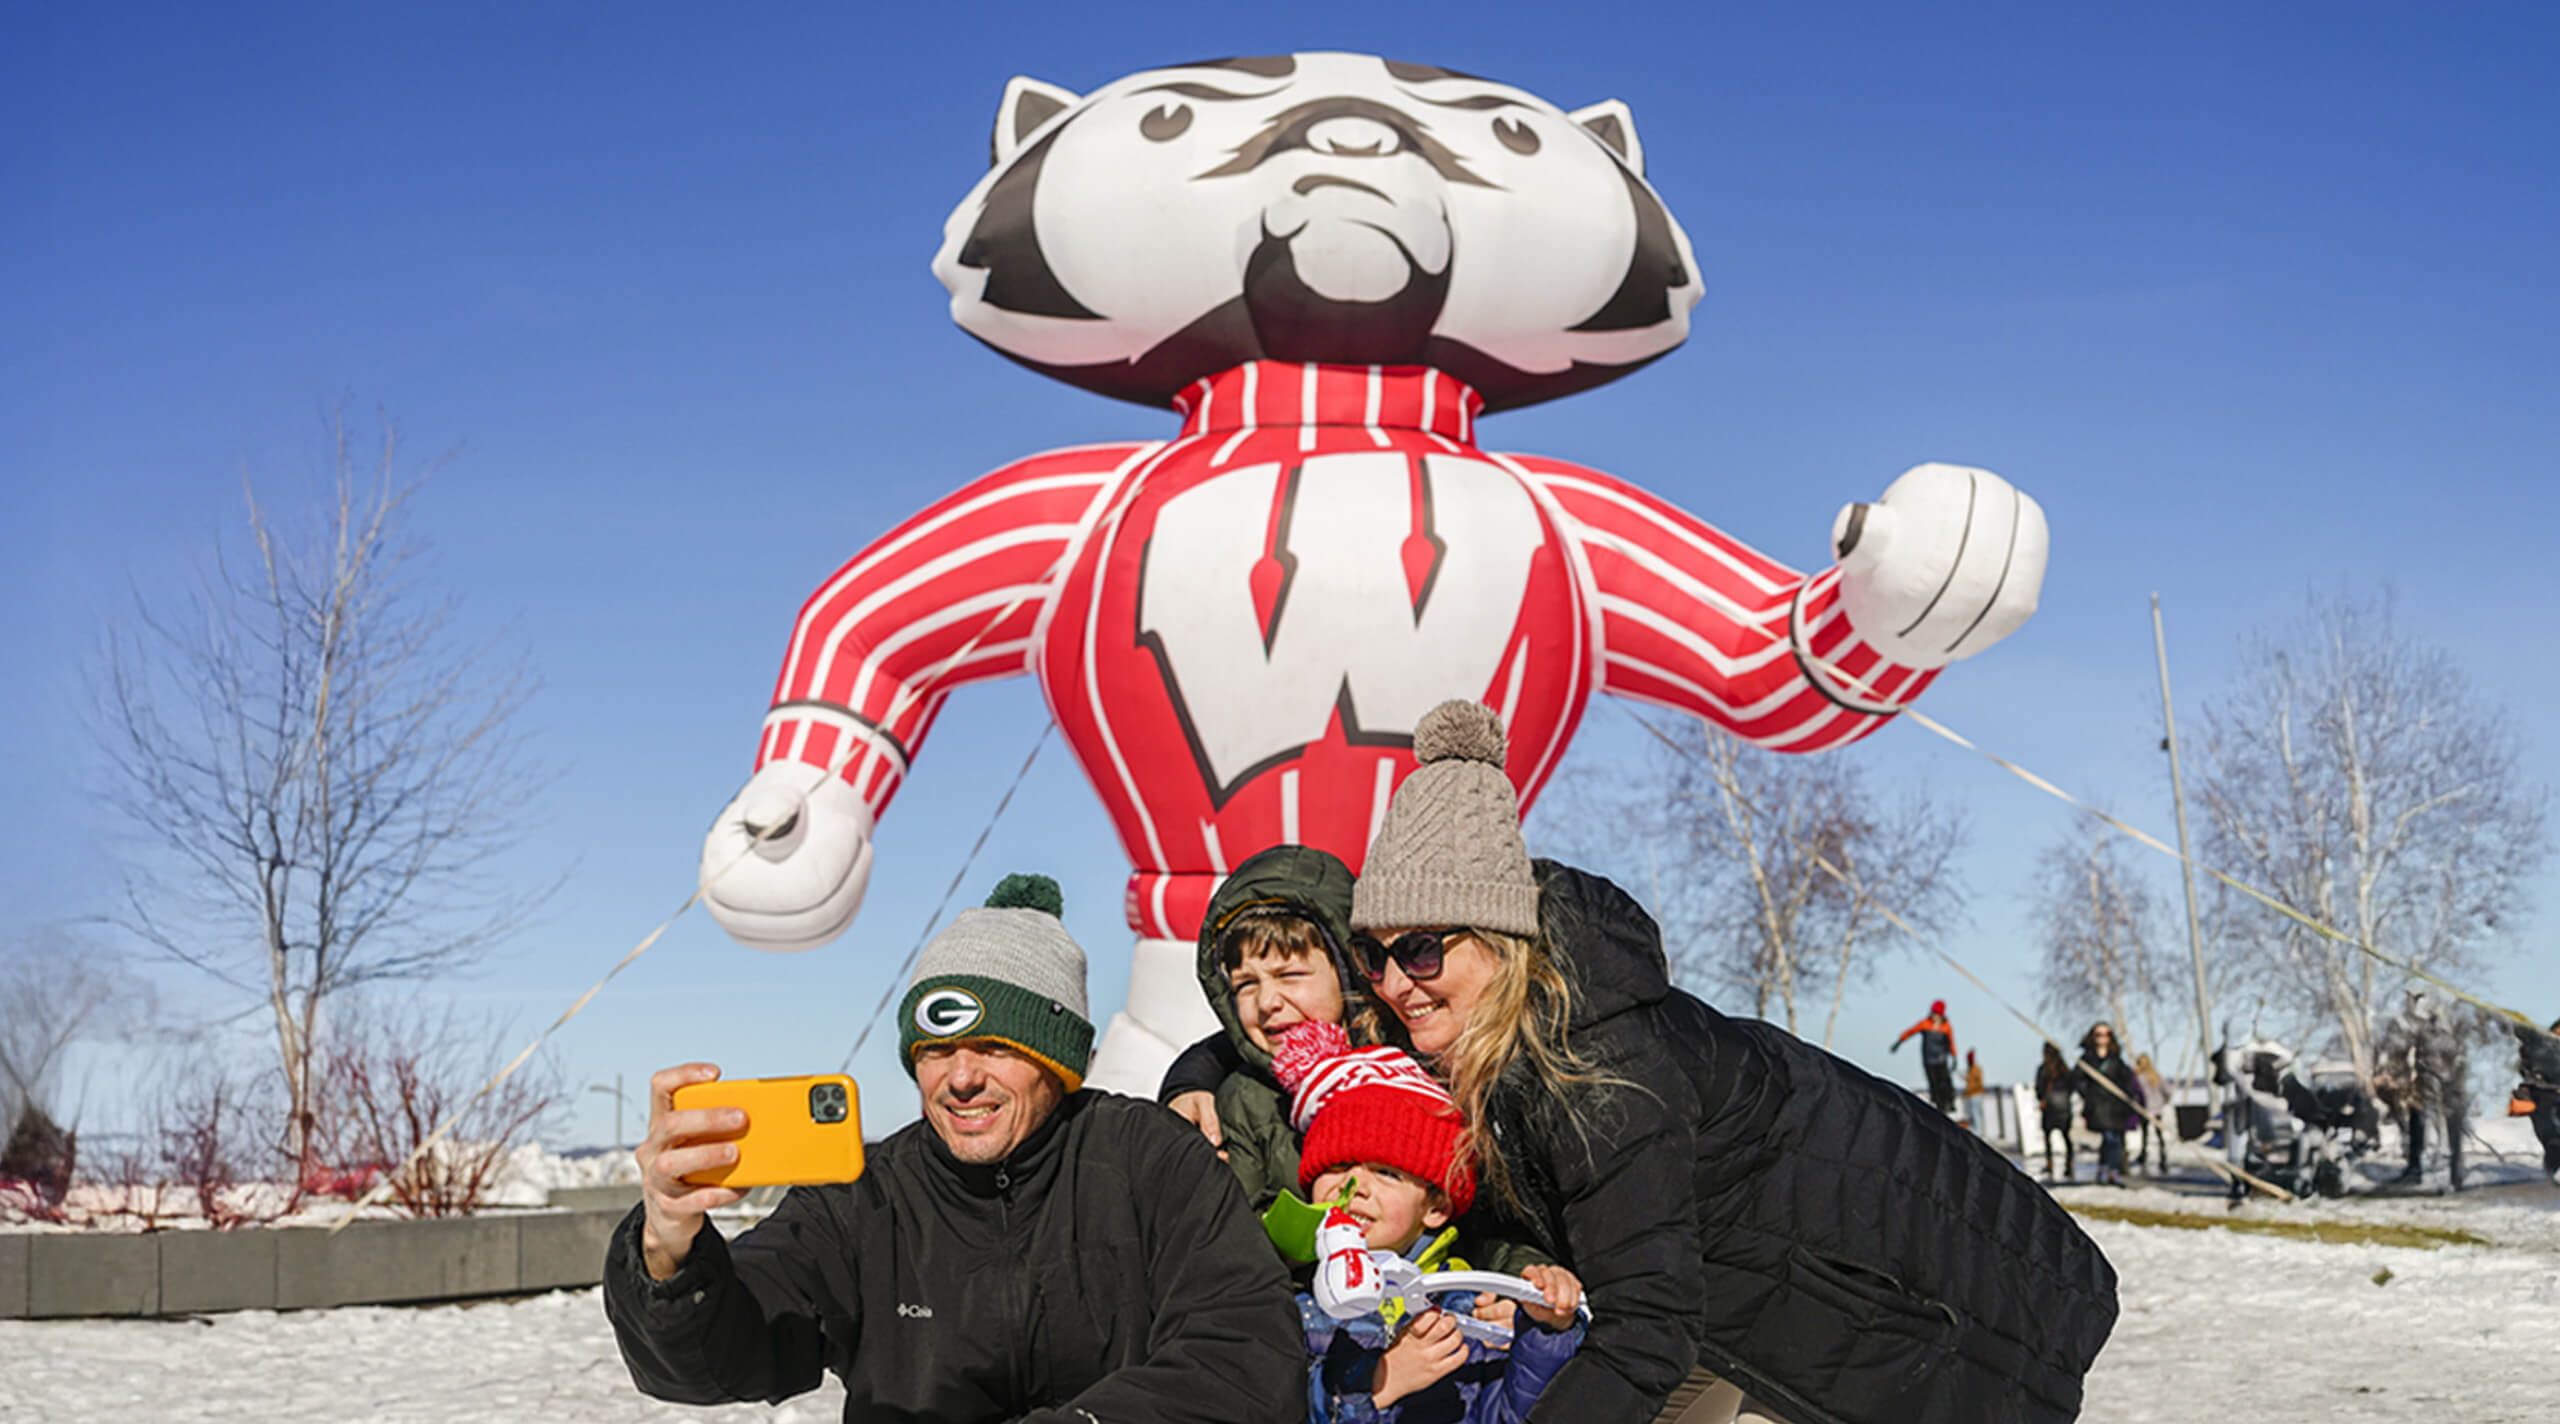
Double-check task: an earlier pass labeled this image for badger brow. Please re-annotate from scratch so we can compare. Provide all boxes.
[1404,91,1528,111]
[1136,81,1283,102]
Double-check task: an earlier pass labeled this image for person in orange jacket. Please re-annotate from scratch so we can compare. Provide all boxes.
[1894,1001,1959,1113]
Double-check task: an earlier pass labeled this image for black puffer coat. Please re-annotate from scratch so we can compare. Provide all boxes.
[1481,863,2117,1424]
[2518,1018,2560,1090]
[2076,1044,2139,1135]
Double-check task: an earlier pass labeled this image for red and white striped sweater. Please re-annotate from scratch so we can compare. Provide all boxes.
[755,361,1934,941]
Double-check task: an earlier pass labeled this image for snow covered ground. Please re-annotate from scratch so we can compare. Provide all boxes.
[2081,1212,2559,1422]
[2,1125,2552,1421]
[0,1285,850,1422]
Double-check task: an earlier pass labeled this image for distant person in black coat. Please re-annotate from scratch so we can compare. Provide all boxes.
[1341,702,2117,1424]
[2076,1023,2138,1187]
[2511,1016,2560,1183]
[2034,1043,2077,1182]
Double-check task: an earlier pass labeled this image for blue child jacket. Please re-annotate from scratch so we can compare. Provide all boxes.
[1300,1284,1583,1424]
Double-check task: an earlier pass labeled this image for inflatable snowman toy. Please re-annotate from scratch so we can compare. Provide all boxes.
[698,52,2048,1092]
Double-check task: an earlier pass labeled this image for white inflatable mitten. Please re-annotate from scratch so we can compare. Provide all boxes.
[699,761,877,952]
[1829,463,2048,671]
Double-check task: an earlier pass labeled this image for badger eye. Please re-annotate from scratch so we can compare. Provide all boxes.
[1141,103,1193,142]
[1493,115,1539,155]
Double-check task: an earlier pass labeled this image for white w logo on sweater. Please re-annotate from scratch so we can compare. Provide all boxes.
[1138,452,1545,797]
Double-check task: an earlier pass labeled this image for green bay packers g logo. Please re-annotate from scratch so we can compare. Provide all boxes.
[913,988,985,1038]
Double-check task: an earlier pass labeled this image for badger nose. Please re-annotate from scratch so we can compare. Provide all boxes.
[1303,116,1403,157]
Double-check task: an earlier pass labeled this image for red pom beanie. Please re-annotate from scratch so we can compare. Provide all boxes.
[1270,1022,1474,1217]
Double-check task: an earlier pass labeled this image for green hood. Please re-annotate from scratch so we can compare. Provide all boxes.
[1195,844,1364,1073]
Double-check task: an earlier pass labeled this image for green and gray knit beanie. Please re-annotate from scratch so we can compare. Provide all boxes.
[897,873,1094,1092]
[1352,701,1540,937]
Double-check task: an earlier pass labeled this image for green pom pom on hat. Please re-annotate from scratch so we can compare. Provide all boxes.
[898,871,1093,1091]
[985,872,1064,917]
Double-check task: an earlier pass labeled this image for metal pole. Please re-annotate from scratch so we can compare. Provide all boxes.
[2152,595,2218,1118]
[590,1077,628,1156]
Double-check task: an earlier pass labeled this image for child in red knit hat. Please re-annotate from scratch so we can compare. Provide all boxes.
[1273,1022,1583,1421]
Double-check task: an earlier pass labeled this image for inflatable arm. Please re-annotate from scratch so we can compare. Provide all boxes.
[1519,457,2044,751]
[699,448,1140,951]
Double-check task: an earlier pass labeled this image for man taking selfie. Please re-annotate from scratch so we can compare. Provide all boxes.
[604,874,1302,1423]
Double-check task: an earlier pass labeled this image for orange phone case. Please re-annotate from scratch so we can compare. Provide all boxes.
[670,1074,866,1188]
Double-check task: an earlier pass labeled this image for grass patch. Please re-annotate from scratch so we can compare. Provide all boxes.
[2064,1202,2490,1250]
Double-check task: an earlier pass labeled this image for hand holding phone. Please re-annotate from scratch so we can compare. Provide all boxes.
[635,1066,868,1280]
[637,1062,748,1280]
[670,1073,866,1189]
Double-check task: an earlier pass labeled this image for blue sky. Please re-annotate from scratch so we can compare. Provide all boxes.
[7,3,2557,1147]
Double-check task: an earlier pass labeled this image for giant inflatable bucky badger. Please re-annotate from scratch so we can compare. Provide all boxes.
[696,52,2050,1092]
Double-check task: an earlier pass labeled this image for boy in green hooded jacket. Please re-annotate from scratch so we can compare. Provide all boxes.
[1162,843,1373,1210]
[1160,844,1545,1278]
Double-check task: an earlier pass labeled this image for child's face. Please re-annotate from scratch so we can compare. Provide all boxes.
[1307,1162,1450,1254]
[1227,942,1345,1055]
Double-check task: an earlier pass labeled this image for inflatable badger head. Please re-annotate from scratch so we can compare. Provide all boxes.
[932,51,1704,412]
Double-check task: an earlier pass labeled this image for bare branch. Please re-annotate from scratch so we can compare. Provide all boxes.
[88,405,550,1165]
[2028,819,2187,1055]
[2191,588,2549,1085]
[1547,717,1968,1033]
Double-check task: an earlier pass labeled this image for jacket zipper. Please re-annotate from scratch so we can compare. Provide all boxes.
[997,1164,1028,1407]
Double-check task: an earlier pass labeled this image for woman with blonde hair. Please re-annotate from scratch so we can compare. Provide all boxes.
[1348,701,2118,1424]
[2132,1050,2171,1172]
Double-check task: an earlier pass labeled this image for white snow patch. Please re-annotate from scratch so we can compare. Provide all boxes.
[3,1142,641,1233]
[0,1289,846,1421]
[2079,1218,2560,1421]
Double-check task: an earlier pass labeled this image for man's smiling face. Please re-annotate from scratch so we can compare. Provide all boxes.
[914,1040,1065,1165]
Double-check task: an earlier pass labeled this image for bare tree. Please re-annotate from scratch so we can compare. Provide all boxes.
[2029,822,2176,1056]
[2191,590,2547,1087]
[0,926,155,1140]
[1581,719,1967,1040]
[96,408,547,1171]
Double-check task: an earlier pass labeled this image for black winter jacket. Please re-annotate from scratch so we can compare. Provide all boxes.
[603,1091,1302,1424]
[2076,1048,2138,1135]
[2518,1019,2560,1090]
[1480,863,2116,1424]
[2034,1059,2076,1129]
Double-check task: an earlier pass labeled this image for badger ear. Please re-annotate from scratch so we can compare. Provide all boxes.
[1569,99,1644,176]
[992,76,1082,167]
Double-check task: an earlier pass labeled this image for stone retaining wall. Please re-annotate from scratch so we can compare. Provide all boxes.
[0,1207,630,1319]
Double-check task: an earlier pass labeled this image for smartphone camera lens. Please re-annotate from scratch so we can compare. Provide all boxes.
[809,1082,848,1125]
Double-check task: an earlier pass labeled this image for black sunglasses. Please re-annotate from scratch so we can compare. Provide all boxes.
[1351,928,1472,983]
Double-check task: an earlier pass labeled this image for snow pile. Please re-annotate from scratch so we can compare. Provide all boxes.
[2,1178,308,1233]
[1,1141,639,1233]
[479,1141,642,1206]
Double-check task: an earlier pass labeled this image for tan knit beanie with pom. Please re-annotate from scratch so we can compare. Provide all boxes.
[1352,700,1539,935]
